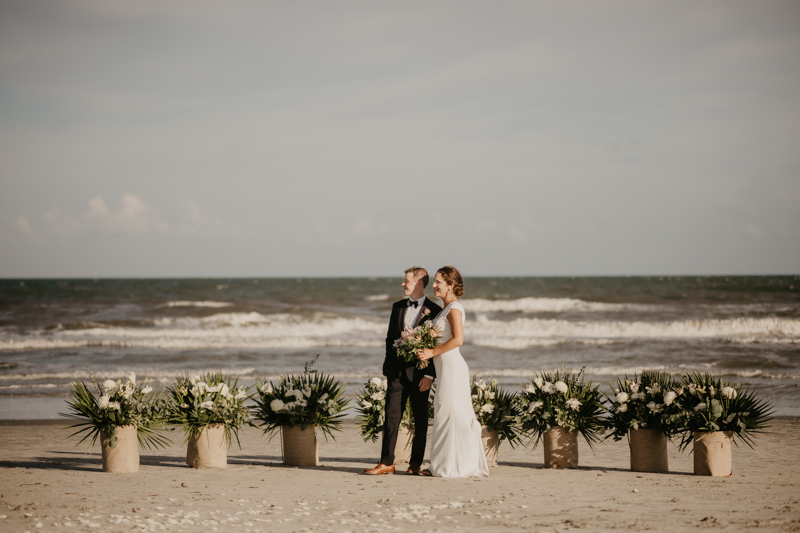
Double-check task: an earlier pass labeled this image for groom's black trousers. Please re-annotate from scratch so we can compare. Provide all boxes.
[380,369,431,466]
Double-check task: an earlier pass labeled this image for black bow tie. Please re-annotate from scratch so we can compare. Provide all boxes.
[407,300,419,308]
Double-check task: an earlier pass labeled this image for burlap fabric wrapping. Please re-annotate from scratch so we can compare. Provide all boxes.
[543,426,578,468]
[282,425,318,466]
[629,428,669,473]
[481,426,499,467]
[186,423,228,468]
[693,431,733,477]
[100,425,139,473]
[393,427,414,465]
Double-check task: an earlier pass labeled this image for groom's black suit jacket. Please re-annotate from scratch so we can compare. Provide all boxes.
[382,297,442,382]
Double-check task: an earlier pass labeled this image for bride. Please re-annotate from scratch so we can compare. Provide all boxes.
[418,266,488,478]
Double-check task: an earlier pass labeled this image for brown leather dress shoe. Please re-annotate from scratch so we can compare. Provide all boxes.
[364,463,395,475]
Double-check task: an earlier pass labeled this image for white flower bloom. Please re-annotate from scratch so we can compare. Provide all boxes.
[181,403,190,409]
[122,387,133,400]
[318,393,329,403]
[565,398,582,411]
[477,380,487,390]
[206,384,221,394]
[617,403,628,412]
[370,377,384,389]
[190,386,200,397]
[524,384,537,394]
[199,401,215,411]
[108,401,121,411]
[647,401,663,414]
[480,404,495,414]
[708,386,716,397]
[721,386,737,400]
[270,399,285,412]
[98,395,110,409]
[361,401,373,408]
[543,383,556,394]
[486,391,496,400]
[234,389,247,400]
[555,381,568,394]
[615,392,629,404]
[694,402,707,411]
[663,391,677,406]
[645,383,661,396]
[141,386,153,394]
[303,387,312,398]
[371,391,385,401]
[102,380,117,392]
[629,382,640,393]
[295,399,307,407]
[196,382,209,394]
[219,384,229,397]
[688,383,697,394]
[533,377,544,389]
[528,401,543,412]
[631,392,646,401]
[127,372,136,386]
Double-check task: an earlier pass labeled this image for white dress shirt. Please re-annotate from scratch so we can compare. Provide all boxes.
[404,296,433,381]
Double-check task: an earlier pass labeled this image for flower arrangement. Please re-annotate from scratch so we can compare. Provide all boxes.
[515,367,606,448]
[471,376,520,445]
[167,372,251,447]
[251,357,350,440]
[61,368,171,450]
[394,320,440,369]
[677,372,774,450]
[605,371,685,441]
[354,376,434,442]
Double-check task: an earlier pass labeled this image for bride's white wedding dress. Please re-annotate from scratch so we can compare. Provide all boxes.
[428,301,489,478]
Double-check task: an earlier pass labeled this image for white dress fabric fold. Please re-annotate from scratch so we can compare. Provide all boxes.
[429,301,489,478]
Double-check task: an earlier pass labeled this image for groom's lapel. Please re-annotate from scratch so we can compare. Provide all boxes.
[398,303,407,332]
[413,306,427,327]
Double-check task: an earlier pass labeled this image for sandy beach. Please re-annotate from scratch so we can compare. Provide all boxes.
[0,419,798,533]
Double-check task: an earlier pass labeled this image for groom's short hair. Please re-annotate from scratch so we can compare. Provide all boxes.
[405,267,430,288]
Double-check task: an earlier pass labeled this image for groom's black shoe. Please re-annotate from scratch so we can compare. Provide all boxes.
[364,463,395,475]
[407,463,432,476]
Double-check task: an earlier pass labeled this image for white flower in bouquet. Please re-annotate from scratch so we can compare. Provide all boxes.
[480,403,495,414]
[524,384,537,394]
[645,383,660,396]
[477,379,487,390]
[628,382,640,393]
[141,385,153,394]
[617,403,628,412]
[721,386,737,400]
[370,391,385,401]
[127,372,136,385]
[103,380,117,392]
[370,377,384,388]
[708,386,716,397]
[647,401,663,414]
[98,395,110,409]
[317,393,329,404]
[663,391,677,405]
[688,383,697,394]
[542,382,556,394]
[486,391,496,400]
[206,384,220,393]
[261,382,273,394]
[287,389,304,401]
[565,398,582,411]
[219,384,230,397]
[181,403,190,409]
[122,387,133,400]
[270,399,285,412]
[361,400,373,409]
[615,392,629,403]
[631,392,646,401]
[234,389,247,400]
[108,401,121,411]
[199,401,215,411]
[555,381,568,394]
[533,377,544,389]
[528,401,543,412]
[303,387,312,398]
[694,402,707,411]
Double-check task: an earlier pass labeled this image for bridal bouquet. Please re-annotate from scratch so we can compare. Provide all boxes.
[61,368,171,450]
[167,372,251,446]
[515,367,606,448]
[355,377,434,442]
[394,320,441,369]
[605,371,686,441]
[471,377,520,445]
[251,357,350,440]
[677,373,773,450]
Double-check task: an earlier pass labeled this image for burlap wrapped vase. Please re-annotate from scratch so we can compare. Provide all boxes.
[186,423,228,468]
[282,424,319,466]
[693,431,734,477]
[481,426,499,467]
[543,426,578,468]
[100,425,139,473]
[629,428,669,473]
[393,427,414,465]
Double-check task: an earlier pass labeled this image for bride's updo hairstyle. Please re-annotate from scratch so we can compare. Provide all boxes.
[437,266,464,297]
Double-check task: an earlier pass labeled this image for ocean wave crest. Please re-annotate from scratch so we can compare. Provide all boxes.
[163,301,233,308]
[461,297,632,313]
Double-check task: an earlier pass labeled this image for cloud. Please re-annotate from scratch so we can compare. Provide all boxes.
[13,215,35,238]
[84,194,167,235]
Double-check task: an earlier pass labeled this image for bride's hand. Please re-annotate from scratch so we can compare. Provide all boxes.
[418,348,434,361]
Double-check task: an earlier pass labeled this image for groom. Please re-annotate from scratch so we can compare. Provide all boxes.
[364,267,441,476]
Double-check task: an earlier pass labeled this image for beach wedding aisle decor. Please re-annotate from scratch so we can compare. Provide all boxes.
[167,372,250,469]
[605,371,685,473]
[471,376,519,466]
[251,356,349,466]
[355,377,434,464]
[516,367,605,469]
[678,373,774,477]
[61,368,171,473]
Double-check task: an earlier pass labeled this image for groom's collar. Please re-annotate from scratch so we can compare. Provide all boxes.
[408,295,426,306]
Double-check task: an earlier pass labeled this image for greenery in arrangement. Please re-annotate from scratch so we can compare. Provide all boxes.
[605,371,686,441]
[61,368,171,450]
[471,376,520,445]
[251,356,350,440]
[515,367,606,448]
[677,372,774,450]
[167,371,251,447]
[394,319,439,370]
[354,377,434,442]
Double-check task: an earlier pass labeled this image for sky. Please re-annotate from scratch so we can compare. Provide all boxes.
[1,0,798,278]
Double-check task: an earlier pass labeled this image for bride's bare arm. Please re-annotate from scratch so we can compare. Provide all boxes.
[418,308,463,360]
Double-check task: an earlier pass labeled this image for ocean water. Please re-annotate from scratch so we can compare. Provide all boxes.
[1,276,798,418]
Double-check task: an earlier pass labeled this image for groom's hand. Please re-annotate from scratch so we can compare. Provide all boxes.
[419,377,433,392]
